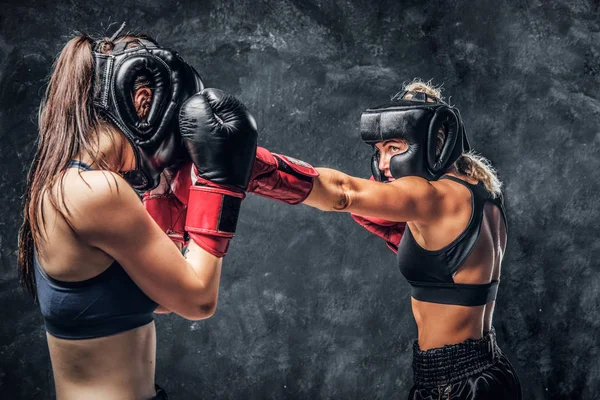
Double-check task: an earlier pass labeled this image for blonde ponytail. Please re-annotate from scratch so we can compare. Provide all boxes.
[455,151,502,198]
[403,79,442,101]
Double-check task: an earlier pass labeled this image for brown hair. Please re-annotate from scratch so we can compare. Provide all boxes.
[17,32,153,300]
[401,79,502,197]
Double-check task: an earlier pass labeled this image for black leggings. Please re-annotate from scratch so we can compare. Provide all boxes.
[409,328,521,400]
[150,384,168,400]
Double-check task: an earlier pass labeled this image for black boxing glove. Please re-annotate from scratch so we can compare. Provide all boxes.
[179,89,258,257]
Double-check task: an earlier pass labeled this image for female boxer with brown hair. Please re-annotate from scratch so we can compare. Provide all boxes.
[17,28,257,399]
[246,80,521,399]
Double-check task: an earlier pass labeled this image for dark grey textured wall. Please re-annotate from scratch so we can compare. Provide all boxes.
[1,0,599,398]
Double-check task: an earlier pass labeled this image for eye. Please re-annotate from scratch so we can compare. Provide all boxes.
[389,145,401,153]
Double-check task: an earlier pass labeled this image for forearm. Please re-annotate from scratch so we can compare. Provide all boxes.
[153,240,210,315]
[302,168,354,212]
[184,239,222,311]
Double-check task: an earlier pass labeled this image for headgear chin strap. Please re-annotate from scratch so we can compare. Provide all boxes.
[360,90,470,181]
[92,37,204,190]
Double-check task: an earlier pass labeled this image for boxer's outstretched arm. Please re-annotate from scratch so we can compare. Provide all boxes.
[303,167,445,224]
[245,148,444,224]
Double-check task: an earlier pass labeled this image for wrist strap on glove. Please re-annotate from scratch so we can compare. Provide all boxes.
[185,185,245,257]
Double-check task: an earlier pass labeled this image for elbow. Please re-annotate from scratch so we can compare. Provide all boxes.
[174,286,219,320]
[306,170,353,212]
[331,178,353,212]
[314,172,352,212]
[185,295,218,321]
[196,299,218,319]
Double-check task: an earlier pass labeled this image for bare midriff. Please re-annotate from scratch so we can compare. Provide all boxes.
[411,298,495,350]
[407,177,504,351]
[47,321,157,400]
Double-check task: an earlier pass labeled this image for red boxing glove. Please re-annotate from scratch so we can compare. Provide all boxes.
[247,146,319,205]
[145,162,245,257]
[143,162,193,245]
[350,213,406,253]
[185,179,245,258]
[350,175,406,253]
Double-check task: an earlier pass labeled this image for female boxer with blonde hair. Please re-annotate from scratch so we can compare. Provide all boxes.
[17,27,257,399]
[246,80,521,399]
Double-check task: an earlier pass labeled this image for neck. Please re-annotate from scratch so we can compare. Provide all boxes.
[75,125,136,172]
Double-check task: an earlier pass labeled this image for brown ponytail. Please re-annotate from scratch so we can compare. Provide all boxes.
[17,31,151,300]
[18,35,102,300]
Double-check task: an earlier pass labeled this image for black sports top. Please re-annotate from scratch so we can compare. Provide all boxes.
[396,175,507,306]
[34,161,157,339]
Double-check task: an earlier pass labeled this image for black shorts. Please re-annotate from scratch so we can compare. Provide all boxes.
[409,328,521,400]
[151,384,168,400]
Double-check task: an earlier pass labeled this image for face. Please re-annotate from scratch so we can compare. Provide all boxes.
[374,139,409,181]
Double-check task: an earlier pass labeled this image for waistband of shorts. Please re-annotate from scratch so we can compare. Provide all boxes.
[412,327,499,387]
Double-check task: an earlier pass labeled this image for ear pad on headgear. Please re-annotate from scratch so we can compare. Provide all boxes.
[93,39,205,191]
[427,106,460,177]
[112,55,173,140]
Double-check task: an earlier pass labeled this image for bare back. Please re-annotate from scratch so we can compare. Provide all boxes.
[36,169,157,399]
[408,175,507,350]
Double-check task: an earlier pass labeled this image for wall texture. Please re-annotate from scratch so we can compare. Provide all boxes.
[0,0,599,398]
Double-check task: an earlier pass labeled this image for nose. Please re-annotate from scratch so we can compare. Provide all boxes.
[378,151,391,172]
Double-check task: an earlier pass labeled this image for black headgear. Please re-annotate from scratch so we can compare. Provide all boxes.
[360,90,470,181]
[92,35,204,190]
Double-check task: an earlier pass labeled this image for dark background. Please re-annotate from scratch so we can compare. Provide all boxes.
[1,0,599,398]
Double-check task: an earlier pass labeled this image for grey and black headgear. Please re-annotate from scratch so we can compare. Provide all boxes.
[92,31,204,190]
[360,90,470,181]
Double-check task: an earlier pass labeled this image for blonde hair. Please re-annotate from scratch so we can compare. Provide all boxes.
[400,79,502,198]
[403,79,442,101]
[455,151,502,197]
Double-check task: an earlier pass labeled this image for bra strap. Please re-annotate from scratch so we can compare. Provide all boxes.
[440,175,508,234]
[439,174,472,186]
[68,161,94,171]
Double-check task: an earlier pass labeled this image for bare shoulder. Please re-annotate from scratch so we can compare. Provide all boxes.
[391,175,442,201]
[58,170,143,237]
[61,170,137,209]
[392,175,436,189]
[430,175,473,213]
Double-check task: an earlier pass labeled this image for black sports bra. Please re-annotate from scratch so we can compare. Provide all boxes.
[396,175,507,306]
[34,161,158,339]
